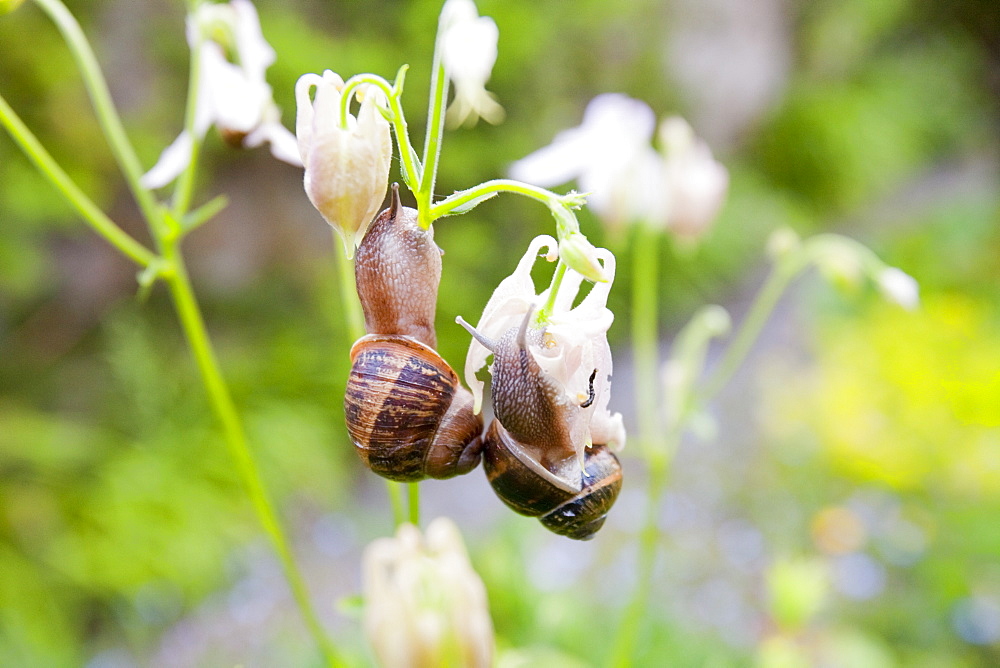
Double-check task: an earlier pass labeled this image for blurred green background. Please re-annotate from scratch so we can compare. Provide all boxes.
[1,0,998,665]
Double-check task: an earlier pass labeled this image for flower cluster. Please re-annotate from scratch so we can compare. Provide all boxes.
[461,235,626,458]
[510,93,729,241]
[143,0,300,188]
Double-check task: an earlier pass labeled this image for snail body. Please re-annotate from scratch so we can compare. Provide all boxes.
[459,308,623,540]
[344,185,483,481]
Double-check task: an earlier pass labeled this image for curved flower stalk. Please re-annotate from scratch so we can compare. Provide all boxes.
[296,70,393,258]
[363,518,494,668]
[458,235,626,460]
[439,0,504,127]
[142,0,300,189]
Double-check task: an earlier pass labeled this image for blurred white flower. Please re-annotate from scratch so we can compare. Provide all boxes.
[363,518,493,668]
[876,267,919,310]
[142,0,300,189]
[658,116,729,241]
[295,70,392,258]
[439,0,504,127]
[458,235,626,456]
[509,93,661,227]
[510,96,729,240]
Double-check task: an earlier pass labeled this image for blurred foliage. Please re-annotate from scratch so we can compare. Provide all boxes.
[1,0,999,664]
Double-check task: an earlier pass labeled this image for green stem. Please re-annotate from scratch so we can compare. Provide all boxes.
[700,259,796,401]
[416,50,449,229]
[162,243,344,668]
[608,224,662,666]
[171,21,205,217]
[334,233,409,528]
[32,0,163,235]
[427,179,574,221]
[0,93,156,268]
[536,261,568,325]
[407,483,421,526]
[341,70,421,193]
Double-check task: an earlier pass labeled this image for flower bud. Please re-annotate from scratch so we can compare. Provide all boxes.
[658,116,729,241]
[296,70,392,258]
[558,233,608,283]
[362,518,494,668]
[876,267,919,310]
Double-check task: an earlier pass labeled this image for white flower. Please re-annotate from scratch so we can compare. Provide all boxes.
[439,0,505,127]
[459,235,626,456]
[142,0,300,189]
[362,518,493,668]
[658,116,729,241]
[295,71,392,258]
[509,94,663,227]
[877,267,920,310]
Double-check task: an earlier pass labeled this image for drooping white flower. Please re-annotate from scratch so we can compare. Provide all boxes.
[658,116,729,240]
[295,71,392,258]
[363,518,494,668]
[142,0,300,189]
[439,0,504,127]
[459,235,626,456]
[509,93,663,227]
[877,267,920,310]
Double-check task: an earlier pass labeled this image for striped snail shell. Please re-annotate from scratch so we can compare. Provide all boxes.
[344,185,483,481]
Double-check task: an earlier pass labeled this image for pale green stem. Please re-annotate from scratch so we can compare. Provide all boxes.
[700,258,797,401]
[416,51,449,229]
[608,223,663,666]
[0,93,156,268]
[334,233,408,528]
[536,261,568,325]
[32,0,164,236]
[408,482,421,527]
[171,21,205,217]
[428,179,581,222]
[161,242,344,668]
[341,70,421,193]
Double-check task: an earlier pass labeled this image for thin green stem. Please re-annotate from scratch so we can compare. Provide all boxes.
[700,259,796,401]
[407,483,421,526]
[428,179,567,220]
[608,224,663,666]
[536,261,568,325]
[171,22,205,217]
[334,233,409,528]
[32,0,163,235]
[341,70,421,193]
[416,52,449,228]
[0,93,156,268]
[630,224,661,456]
[162,243,343,668]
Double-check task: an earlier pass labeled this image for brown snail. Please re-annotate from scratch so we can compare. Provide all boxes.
[344,185,484,481]
[458,308,623,540]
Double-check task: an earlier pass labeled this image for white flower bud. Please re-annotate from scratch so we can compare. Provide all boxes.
[658,116,729,241]
[295,71,392,258]
[877,267,919,310]
[362,518,493,668]
[440,0,504,127]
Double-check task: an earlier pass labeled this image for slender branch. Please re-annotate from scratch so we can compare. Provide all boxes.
[162,245,344,668]
[32,0,163,235]
[171,22,205,218]
[416,50,449,228]
[0,93,156,268]
[428,179,581,221]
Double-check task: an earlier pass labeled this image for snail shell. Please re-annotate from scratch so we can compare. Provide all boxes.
[483,420,622,540]
[345,335,483,481]
[458,308,623,540]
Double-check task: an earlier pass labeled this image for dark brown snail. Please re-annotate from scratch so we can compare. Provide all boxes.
[344,185,483,481]
[458,308,623,540]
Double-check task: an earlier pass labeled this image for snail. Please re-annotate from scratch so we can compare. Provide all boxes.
[344,185,484,481]
[458,308,623,540]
